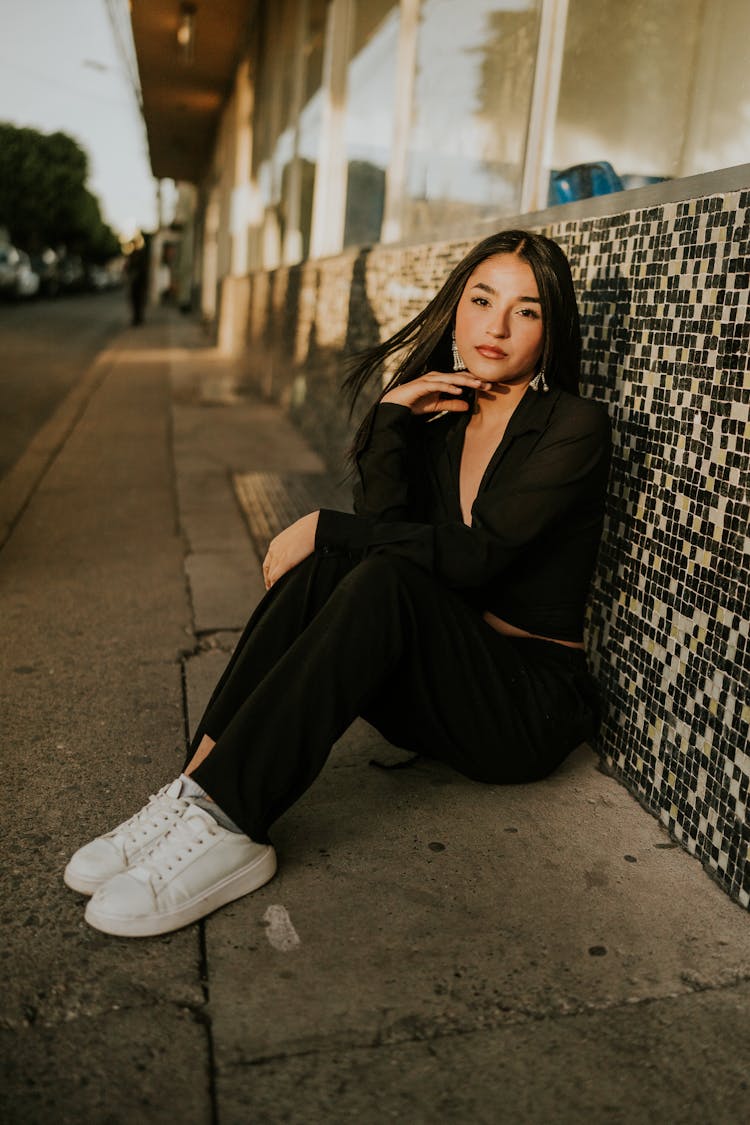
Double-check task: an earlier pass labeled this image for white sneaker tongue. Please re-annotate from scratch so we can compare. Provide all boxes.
[177,773,208,799]
[166,777,185,798]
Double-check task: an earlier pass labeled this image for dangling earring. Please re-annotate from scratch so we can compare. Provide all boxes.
[451,328,466,372]
[530,366,549,393]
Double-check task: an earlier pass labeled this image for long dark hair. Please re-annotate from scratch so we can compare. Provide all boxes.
[343,229,581,465]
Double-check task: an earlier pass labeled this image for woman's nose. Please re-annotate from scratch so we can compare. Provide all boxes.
[487,310,510,338]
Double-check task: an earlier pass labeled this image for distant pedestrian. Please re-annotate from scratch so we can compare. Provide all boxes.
[65,229,611,937]
[125,236,149,326]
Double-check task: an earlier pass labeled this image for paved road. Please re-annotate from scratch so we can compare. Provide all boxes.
[0,290,127,479]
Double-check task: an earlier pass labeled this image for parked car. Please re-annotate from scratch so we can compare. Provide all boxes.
[58,253,86,293]
[0,244,21,297]
[86,264,112,291]
[30,248,61,297]
[0,244,41,299]
[14,251,40,298]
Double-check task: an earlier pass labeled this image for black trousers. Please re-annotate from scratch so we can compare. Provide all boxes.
[186,550,600,843]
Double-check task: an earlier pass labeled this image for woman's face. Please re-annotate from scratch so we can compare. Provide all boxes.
[454,253,544,386]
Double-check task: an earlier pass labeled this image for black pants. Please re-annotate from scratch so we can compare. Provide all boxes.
[186,551,600,843]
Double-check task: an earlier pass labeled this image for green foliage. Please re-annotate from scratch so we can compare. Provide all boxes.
[0,123,120,260]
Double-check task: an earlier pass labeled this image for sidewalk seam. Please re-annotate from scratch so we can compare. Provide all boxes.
[180,653,221,1125]
[198,925,221,1125]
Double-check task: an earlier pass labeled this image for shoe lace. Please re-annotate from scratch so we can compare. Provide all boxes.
[135,808,218,883]
[113,788,190,852]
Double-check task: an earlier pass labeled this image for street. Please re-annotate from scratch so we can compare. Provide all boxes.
[0,291,126,479]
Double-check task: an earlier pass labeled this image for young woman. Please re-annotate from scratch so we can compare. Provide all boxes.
[65,229,611,937]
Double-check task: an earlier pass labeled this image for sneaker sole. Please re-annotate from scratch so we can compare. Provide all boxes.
[83,846,278,937]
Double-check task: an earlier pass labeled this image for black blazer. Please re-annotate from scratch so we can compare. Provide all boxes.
[316,386,611,642]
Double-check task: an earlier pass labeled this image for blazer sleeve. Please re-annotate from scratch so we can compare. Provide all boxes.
[318,403,611,589]
[351,402,414,520]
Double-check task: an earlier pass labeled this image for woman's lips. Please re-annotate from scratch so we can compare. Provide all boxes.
[475,345,508,359]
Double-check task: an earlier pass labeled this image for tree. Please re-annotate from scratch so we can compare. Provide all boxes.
[0,124,120,260]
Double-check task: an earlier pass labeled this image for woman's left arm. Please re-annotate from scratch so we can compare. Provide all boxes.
[261,403,418,589]
[261,402,418,589]
[352,402,415,519]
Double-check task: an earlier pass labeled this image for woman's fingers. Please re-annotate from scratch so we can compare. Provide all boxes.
[422,372,487,389]
[264,550,285,589]
[381,371,493,413]
[262,549,278,589]
[262,512,318,590]
[264,551,275,589]
[431,396,470,411]
[417,376,485,415]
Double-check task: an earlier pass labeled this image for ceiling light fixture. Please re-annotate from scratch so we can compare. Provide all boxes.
[176,2,197,63]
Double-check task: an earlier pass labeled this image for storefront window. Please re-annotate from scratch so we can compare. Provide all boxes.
[251,2,295,266]
[286,0,327,260]
[399,0,541,242]
[251,0,326,266]
[342,0,400,247]
[549,0,750,204]
[256,0,750,264]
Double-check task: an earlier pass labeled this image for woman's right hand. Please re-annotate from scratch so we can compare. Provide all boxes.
[381,371,492,416]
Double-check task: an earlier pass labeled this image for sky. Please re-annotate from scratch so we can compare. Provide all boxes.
[0,0,158,237]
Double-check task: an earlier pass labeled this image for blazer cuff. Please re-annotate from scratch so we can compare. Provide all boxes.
[315,509,372,553]
[370,401,413,430]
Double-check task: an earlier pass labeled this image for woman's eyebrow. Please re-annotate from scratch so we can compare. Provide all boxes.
[471,282,540,303]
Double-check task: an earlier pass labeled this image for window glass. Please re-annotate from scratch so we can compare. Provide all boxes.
[251,2,295,266]
[550,0,750,204]
[252,0,326,265]
[342,0,400,247]
[286,0,327,260]
[400,0,541,242]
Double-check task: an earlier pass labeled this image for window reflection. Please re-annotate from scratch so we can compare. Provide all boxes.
[551,0,750,204]
[401,0,541,241]
[288,0,327,261]
[343,1,400,247]
[253,0,326,266]
[249,0,750,265]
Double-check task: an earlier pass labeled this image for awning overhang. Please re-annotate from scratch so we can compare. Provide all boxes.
[130,0,256,183]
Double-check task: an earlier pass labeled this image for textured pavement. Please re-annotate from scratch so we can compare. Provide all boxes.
[1,305,748,1124]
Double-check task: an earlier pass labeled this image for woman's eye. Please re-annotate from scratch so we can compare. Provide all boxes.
[471,296,490,307]
[518,307,540,319]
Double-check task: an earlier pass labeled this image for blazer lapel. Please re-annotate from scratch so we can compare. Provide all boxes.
[478,386,560,494]
[423,410,469,523]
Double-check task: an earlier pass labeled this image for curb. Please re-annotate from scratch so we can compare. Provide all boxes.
[0,339,122,551]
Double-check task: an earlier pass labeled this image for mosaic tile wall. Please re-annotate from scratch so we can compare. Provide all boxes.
[238,188,750,908]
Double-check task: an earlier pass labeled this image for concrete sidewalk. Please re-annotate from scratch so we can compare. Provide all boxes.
[1,308,748,1124]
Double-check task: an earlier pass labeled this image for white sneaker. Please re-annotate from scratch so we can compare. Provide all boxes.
[84,804,277,937]
[64,779,192,896]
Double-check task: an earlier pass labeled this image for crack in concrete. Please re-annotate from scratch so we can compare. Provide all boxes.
[222,973,750,1072]
[178,633,241,663]
[1,995,210,1035]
